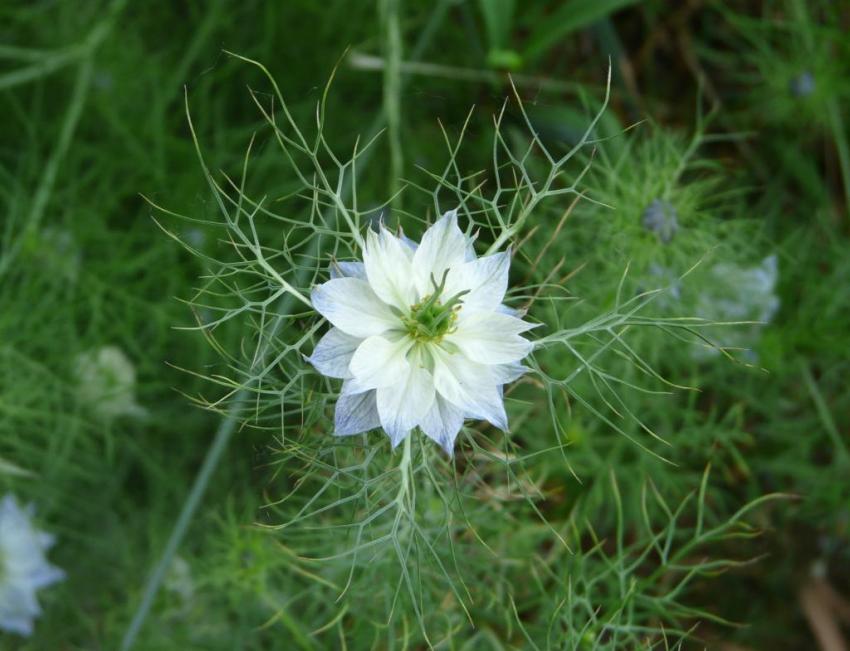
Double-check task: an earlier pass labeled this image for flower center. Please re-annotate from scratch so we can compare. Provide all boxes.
[403,298,459,341]
[401,270,468,342]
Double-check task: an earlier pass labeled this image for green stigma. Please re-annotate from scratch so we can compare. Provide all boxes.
[402,270,467,342]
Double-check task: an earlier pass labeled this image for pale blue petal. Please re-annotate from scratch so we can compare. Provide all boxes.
[498,304,522,317]
[307,327,362,379]
[376,365,435,448]
[334,388,381,436]
[28,565,66,590]
[493,362,529,384]
[0,586,36,635]
[399,232,418,253]
[329,260,367,280]
[0,494,63,638]
[431,350,509,431]
[418,395,464,455]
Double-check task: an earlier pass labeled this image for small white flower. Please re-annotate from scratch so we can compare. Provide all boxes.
[164,556,194,603]
[0,494,65,636]
[308,210,535,454]
[74,346,147,420]
[642,198,678,244]
[695,255,780,358]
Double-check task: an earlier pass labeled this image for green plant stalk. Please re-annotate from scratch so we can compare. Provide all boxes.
[801,361,850,467]
[119,397,242,650]
[394,430,414,512]
[827,100,850,217]
[120,3,450,648]
[380,0,404,209]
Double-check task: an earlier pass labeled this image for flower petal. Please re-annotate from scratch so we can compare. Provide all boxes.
[311,277,399,338]
[412,209,470,296]
[398,230,418,253]
[418,394,464,455]
[329,260,366,280]
[464,231,478,261]
[446,311,535,365]
[363,227,416,310]
[334,387,381,436]
[444,250,510,311]
[347,335,412,393]
[488,362,529,385]
[307,327,362,378]
[431,348,508,430]
[376,364,436,447]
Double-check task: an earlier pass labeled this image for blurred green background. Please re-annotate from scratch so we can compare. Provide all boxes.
[1,1,848,649]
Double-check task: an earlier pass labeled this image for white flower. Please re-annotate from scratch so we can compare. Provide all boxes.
[0,494,65,636]
[164,556,195,603]
[308,210,535,454]
[74,346,147,420]
[694,255,780,359]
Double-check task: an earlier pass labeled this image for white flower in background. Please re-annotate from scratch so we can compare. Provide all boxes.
[74,346,147,419]
[164,556,195,604]
[0,494,65,636]
[695,255,780,358]
[308,210,535,454]
[642,198,679,244]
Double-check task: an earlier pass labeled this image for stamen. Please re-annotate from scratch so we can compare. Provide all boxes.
[402,271,469,342]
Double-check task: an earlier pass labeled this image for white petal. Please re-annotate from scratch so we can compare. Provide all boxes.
[311,277,399,338]
[347,335,412,393]
[398,230,418,253]
[493,362,528,384]
[418,394,464,455]
[363,227,417,310]
[498,304,523,317]
[444,251,510,311]
[376,364,436,447]
[307,327,362,378]
[30,564,65,589]
[334,387,381,436]
[412,209,470,296]
[431,348,508,430]
[446,310,535,365]
[329,260,366,280]
[464,230,478,261]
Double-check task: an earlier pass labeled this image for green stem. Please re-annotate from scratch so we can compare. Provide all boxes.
[827,99,850,217]
[119,404,241,650]
[395,432,414,511]
[380,0,404,210]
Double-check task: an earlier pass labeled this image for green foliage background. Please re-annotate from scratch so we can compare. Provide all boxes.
[1,1,848,649]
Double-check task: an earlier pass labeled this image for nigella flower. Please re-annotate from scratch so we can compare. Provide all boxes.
[0,494,65,636]
[642,198,678,244]
[697,255,779,323]
[74,346,147,420]
[164,556,194,603]
[694,255,779,360]
[789,71,815,98]
[308,210,535,454]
